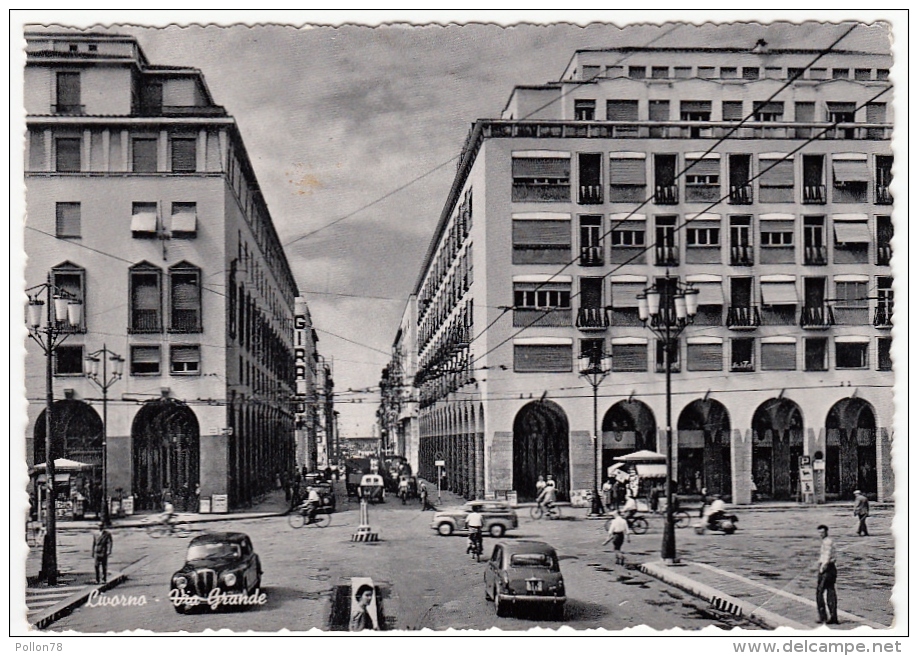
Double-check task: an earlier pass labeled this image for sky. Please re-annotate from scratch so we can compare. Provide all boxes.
[12,10,902,438]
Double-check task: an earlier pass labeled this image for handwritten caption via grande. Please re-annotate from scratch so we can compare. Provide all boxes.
[84,589,268,610]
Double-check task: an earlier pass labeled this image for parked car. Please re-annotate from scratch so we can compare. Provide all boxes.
[303,474,336,512]
[430,500,518,537]
[483,540,565,619]
[358,474,385,503]
[169,532,263,614]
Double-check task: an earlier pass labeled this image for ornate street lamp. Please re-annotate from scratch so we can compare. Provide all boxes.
[579,348,612,517]
[637,272,698,562]
[26,276,83,585]
[84,345,124,526]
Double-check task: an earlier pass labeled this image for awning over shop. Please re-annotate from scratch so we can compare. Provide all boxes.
[635,463,668,478]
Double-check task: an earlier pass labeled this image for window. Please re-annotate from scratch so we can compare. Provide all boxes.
[730,338,754,372]
[581,66,600,81]
[610,223,645,247]
[877,337,892,371]
[684,156,720,202]
[831,155,869,203]
[579,215,603,266]
[875,155,892,204]
[760,221,794,246]
[722,101,744,121]
[834,280,868,325]
[511,156,570,202]
[56,137,81,172]
[54,345,84,375]
[803,216,826,265]
[742,67,760,80]
[876,216,892,265]
[170,264,202,332]
[171,137,197,172]
[513,343,573,372]
[758,155,795,203]
[728,154,752,204]
[833,217,870,264]
[654,154,678,203]
[579,338,604,366]
[832,68,850,80]
[720,67,738,79]
[876,69,889,81]
[610,340,647,372]
[787,67,805,80]
[170,202,197,237]
[131,346,161,375]
[511,218,571,264]
[686,226,720,246]
[655,216,678,266]
[805,338,828,371]
[513,282,572,327]
[130,263,162,333]
[809,68,827,80]
[578,153,602,203]
[609,278,644,326]
[651,66,669,79]
[689,279,724,325]
[754,101,783,122]
[802,154,826,203]
[875,276,893,327]
[55,202,81,238]
[729,216,753,265]
[606,100,639,135]
[697,66,715,79]
[673,67,692,79]
[655,339,680,373]
[55,72,81,113]
[761,340,797,370]
[52,263,85,331]
[760,278,798,325]
[170,345,201,374]
[687,340,723,371]
[681,101,711,122]
[608,154,646,202]
[628,66,646,79]
[854,68,872,81]
[131,202,158,236]
[574,100,596,121]
[765,67,782,79]
[835,340,868,369]
[132,137,158,173]
[605,66,623,78]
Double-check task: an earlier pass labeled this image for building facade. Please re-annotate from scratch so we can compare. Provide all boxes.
[410,40,895,504]
[293,298,320,471]
[24,32,300,511]
[378,297,420,470]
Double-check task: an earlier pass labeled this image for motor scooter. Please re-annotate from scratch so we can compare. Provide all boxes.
[694,513,738,535]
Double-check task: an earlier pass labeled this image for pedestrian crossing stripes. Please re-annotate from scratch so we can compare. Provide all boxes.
[26,586,89,613]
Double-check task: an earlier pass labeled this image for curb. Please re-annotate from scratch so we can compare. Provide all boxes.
[639,560,810,630]
[29,555,150,629]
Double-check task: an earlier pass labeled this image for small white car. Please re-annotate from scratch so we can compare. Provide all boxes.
[359,474,385,502]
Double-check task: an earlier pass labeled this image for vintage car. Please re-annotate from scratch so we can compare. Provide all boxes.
[358,474,385,503]
[483,540,565,619]
[430,500,518,538]
[170,532,263,614]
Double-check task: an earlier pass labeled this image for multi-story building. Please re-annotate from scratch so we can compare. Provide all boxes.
[409,39,895,504]
[294,298,320,471]
[378,296,419,469]
[24,32,300,511]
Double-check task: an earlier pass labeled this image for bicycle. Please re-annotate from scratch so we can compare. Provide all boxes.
[288,503,331,529]
[467,529,484,562]
[146,517,191,538]
[605,513,649,535]
[529,502,562,521]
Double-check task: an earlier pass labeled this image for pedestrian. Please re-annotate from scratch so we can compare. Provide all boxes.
[612,478,622,511]
[602,510,630,565]
[853,490,870,536]
[816,524,839,625]
[91,521,113,584]
[698,486,709,518]
[602,479,613,510]
[420,483,434,511]
[649,485,661,513]
[194,482,201,512]
[536,475,547,497]
[349,584,376,632]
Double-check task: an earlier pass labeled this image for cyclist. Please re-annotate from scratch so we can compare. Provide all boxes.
[620,494,637,523]
[536,478,558,517]
[704,494,726,530]
[161,499,176,527]
[303,486,322,524]
[398,476,410,505]
[465,504,484,555]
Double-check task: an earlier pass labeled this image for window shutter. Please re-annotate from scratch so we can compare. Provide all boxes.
[687,158,719,176]
[132,138,158,172]
[611,344,647,372]
[831,159,869,183]
[722,101,743,121]
[760,283,798,305]
[171,138,196,172]
[833,221,870,243]
[171,346,199,362]
[648,101,669,121]
[172,274,200,308]
[681,101,711,113]
[171,203,197,234]
[56,72,81,108]
[133,274,159,309]
[756,101,783,115]
[606,100,639,121]
[132,346,160,363]
[609,159,646,185]
[759,159,794,186]
[761,343,796,370]
[513,345,572,372]
[687,343,723,371]
[512,158,570,178]
[56,138,81,172]
[610,283,644,308]
[55,202,81,237]
[512,220,570,246]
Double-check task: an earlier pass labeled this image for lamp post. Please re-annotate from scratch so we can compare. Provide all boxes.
[579,349,611,517]
[637,272,698,563]
[26,275,83,585]
[84,345,124,526]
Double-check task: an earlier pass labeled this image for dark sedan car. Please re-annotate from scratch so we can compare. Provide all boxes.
[483,540,565,619]
[170,532,263,614]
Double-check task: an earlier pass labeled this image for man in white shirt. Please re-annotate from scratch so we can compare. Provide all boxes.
[816,524,839,625]
[620,494,637,522]
[704,495,726,529]
[465,505,484,555]
[602,510,630,565]
[304,486,321,523]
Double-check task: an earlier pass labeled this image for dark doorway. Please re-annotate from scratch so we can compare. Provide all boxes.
[512,400,569,501]
[826,398,877,498]
[677,399,732,498]
[752,398,804,500]
[132,399,200,510]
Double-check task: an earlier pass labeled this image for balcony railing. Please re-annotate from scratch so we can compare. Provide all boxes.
[730,245,754,266]
[876,184,893,205]
[800,305,836,329]
[576,307,610,330]
[130,311,162,334]
[803,185,827,204]
[579,245,604,266]
[877,244,892,265]
[655,361,681,373]
[729,184,752,204]
[579,184,603,204]
[873,306,893,328]
[726,306,761,329]
[655,245,679,266]
[804,245,828,265]
[654,184,678,205]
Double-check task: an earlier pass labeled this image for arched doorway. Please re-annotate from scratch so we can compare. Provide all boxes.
[34,399,103,510]
[131,399,200,511]
[513,400,569,501]
[826,398,877,499]
[601,400,657,480]
[678,400,731,497]
[752,398,804,500]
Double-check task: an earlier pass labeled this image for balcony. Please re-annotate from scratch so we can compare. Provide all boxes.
[873,306,893,328]
[877,244,892,266]
[800,305,836,329]
[576,307,610,331]
[876,184,893,205]
[729,245,754,266]
[803,185,827,204]
[579,185,603,204]
[654,184,678,205]
[654,245,679,266]
[726,306,761,329]
[729,184,752,204]
[803,246,828,266]
[579,245,604,267]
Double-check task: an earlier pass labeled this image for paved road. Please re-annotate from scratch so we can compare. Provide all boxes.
[45,497,892,632]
